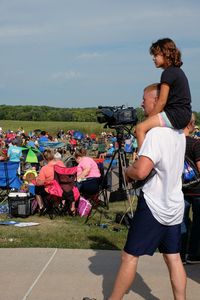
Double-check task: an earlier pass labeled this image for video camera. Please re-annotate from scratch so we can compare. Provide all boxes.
[97,105,138,128]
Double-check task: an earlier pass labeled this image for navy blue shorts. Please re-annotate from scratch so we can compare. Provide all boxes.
[124,192,181,256]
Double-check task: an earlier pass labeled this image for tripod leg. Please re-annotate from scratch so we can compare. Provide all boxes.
[119,151,134,218]
[101,150,118,192]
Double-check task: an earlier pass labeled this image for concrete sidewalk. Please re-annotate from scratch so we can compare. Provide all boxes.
[0,248,199,300]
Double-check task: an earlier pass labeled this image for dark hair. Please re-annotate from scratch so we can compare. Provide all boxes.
[43,149,55,161]
[40,130,46,136]
[149,38,183,67]
[12,139,18,145]
[74,148,87,159]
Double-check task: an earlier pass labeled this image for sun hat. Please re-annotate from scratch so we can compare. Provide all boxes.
[54,152,62,159]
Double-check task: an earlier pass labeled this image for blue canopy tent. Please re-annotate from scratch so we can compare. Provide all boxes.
[38,141,66,149]
[73,131,84,140]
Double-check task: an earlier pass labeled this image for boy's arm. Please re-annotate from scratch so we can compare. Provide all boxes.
[148,83,170,117]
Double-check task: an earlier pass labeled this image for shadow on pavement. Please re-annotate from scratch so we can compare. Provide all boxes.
[88,235,159,300]
[185,264,200,284]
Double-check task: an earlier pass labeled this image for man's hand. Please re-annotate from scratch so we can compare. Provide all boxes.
[125,168,135,183]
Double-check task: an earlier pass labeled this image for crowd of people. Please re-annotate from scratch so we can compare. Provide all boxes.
[1,36,200,300]
[0,126,138,217]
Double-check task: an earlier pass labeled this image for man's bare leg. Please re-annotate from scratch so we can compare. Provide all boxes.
[163,253,187,300]
[108,251,139,300]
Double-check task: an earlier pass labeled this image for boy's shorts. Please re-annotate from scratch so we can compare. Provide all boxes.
[158,111,173,128]
[124,192,181,256]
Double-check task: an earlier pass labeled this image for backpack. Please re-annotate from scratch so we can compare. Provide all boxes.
[182,155,200,190]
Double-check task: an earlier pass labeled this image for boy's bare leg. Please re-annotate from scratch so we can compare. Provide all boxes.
[163,253,187,300]
[108,251,139,300]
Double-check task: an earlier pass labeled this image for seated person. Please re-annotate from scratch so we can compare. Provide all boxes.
[74,148,101,195]
[23,165,38,195]
[0,148,7,161]
[35,149,65,215]
[99,143,115,160]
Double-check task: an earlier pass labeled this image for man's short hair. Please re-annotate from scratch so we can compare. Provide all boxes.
[144,83,161,95]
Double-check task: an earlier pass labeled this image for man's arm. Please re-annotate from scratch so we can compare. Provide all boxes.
[196,160,200,173]
[125,155,154,181]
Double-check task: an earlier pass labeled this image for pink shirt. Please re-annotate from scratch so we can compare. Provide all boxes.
[77,157,101,178]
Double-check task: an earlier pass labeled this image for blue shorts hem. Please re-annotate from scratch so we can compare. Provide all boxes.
[124,192,181,256]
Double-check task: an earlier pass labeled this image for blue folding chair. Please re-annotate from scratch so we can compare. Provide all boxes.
[0,161,22,190]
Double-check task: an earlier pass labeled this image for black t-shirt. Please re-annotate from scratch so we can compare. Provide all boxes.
[161,66,192,129]
[184,136,200,195]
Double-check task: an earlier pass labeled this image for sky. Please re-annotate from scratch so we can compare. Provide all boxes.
[1,0,200,111]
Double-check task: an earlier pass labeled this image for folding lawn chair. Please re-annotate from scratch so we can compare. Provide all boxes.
[81,158,109,224]
[0,161,22,202]
[53,164,80,216]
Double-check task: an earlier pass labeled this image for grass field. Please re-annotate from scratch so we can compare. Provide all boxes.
[0,119,136,249]
[0,199,137,250]
[0,120,107,135]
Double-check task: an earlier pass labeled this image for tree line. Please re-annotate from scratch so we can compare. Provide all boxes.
[0,105,145,123]
[0,105,199,124]
[0,105,97,122]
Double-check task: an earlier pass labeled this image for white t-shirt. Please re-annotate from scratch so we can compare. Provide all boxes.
[139,127,186,225]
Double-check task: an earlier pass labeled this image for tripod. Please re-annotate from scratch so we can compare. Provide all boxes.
[101,125,135,218]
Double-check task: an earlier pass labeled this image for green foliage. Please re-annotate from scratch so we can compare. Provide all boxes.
[0,105,145,123]
[1,105,198,135]
[0,105,97,122]
[193,111,200,125]
[136,107,145,122]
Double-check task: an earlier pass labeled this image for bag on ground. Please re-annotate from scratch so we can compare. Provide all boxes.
[78,196,92,217]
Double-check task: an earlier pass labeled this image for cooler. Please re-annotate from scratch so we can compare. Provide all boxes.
[8,192,33,217]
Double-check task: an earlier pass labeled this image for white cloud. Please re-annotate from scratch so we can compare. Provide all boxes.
[51,71,81,81]
[76,52,104,60]
[0,25,52,39]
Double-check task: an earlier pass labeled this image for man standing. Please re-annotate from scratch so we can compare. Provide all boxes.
[109,83,187,300]
[181,113,200,264]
